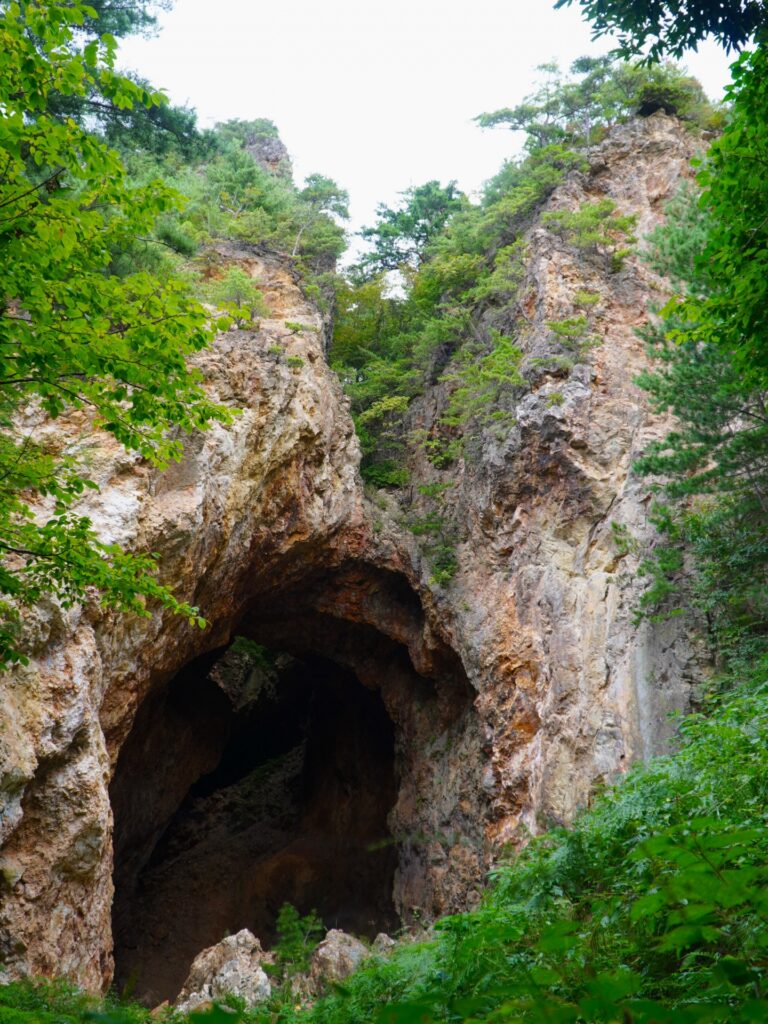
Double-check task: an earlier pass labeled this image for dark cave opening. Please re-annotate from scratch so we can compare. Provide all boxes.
[110,641,399,1006]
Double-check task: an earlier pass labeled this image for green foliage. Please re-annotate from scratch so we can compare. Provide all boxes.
[441,329,524,436]
[274,903,324,978]
[358,181,464,273]
[610,520,640,556]
[98,78,216,160]
[229,635,274,671]
[0,0,232,665]
[0,0,353,665]
[0,976,149,1022]
[466,240,528,304]
[272,666,768,1024]
[292,174,349,257]
[547,315,590,345]
[73,0,169,40]
[555,0,767,58]
[208,268,267,326]
[361,461,410,489]
[407,510,459,586]
[669,47,768,385]
[330,149,566,477]
[132,122,348,281]
[475,56,715,150]
[24,0,213,161]
[632,152,768,665]
[331,56,703,488]
[542,199,637,269]
[427,545,459,587]
[573,289,601,307]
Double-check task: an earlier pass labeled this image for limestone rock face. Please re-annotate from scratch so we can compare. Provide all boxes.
[0,114,706,998]
[394,112,708,853]
[176,929,272,1013]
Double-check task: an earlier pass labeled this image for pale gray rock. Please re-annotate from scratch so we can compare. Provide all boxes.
[176,929,272,1012]
[372,932,396,954]
[309,930,369,987]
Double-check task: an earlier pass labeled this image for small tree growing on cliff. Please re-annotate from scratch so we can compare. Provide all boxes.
[209,268,269,327]
[291,174,349,257]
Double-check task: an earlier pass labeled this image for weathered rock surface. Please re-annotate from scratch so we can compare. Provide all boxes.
[0,113,706,999]
[175,929,272,1013]
[372,932,396,955]
[309,929,369,988]
[243,125,293,178]
[394,112,708,851]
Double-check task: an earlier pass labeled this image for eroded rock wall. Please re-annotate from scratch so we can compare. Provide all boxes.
[0,113,704,993]
[395,113,708,845]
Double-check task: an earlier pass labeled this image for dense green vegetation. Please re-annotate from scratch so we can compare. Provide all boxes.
[0,0,226,665]
[631,44,768,678]
[120,119,349,282]
[554,0,766,58]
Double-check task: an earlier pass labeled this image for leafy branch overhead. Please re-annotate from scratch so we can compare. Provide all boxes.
[0,0,352,667]
[555,0,768,58]
[0,0,229,664]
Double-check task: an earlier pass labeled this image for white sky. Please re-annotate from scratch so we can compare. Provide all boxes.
[118,0,734,241]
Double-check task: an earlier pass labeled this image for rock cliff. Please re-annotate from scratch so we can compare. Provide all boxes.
[0,113,704,1001]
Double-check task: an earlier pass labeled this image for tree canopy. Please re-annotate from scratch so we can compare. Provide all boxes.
[554,0,768,58]
[358,180,464,273]
[475,56,713,148]
[674,46,768,381]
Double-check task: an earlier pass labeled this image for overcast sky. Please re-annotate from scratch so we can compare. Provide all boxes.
[118,0,734,240]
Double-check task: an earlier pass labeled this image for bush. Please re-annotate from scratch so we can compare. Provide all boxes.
[274,903,324,979]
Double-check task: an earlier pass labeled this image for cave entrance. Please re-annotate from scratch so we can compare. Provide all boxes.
[110,641,399,1006]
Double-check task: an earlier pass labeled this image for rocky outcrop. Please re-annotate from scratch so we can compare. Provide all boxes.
[175,929,272,1013]
[242,122,293,178]
[0,113,705,1000]
[394,112,707,846]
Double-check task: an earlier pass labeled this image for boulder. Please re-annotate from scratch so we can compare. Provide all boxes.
[175,929,272,1012]
[309,929,368,988]
[372,932,396,955]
